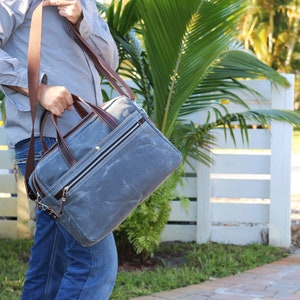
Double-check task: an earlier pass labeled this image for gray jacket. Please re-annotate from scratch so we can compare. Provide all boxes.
[0,0,119,147]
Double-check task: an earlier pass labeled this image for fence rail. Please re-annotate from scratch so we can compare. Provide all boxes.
[161,74,294,248]
[0,127,34,238]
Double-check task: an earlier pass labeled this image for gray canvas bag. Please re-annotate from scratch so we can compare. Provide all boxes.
[25,2,182,247]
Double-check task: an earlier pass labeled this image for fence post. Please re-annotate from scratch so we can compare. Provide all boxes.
[269,74,294,248]
[196,157,211,243]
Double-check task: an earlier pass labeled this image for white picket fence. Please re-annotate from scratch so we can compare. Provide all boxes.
[161,74,294,248]
[0,74,295,247]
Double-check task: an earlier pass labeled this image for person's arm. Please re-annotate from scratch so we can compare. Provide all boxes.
[0,1,74,117]
[0,2,44,105]
[78,7,119,71]
[7,79,74,118]
[43,0,119,70]
[0,1,30,91]
[0,50,70,117]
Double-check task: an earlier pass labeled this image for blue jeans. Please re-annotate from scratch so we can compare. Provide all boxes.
[15,137,118,300]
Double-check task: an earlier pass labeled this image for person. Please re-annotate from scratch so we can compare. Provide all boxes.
[0,0,119,299]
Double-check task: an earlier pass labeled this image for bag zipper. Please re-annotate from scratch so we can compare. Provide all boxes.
[61,118,145,199]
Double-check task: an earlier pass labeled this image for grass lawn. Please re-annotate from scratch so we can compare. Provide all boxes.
[0,238,290,300]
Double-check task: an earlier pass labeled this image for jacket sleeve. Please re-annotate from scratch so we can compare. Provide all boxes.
[78,0,119,71]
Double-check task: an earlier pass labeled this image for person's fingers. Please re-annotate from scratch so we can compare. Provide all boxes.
[49,101,65,117]
[43,0,76,7]
[37,85,73,117]
[43,0,59,7]
[66,93,74,107]
[55,90,73,113]
[43,0,82,24]
[50,106,63,117]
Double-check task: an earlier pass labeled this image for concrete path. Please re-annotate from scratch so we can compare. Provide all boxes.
[131,250,300,300]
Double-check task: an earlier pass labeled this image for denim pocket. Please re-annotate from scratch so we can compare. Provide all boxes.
[15,137,56,176]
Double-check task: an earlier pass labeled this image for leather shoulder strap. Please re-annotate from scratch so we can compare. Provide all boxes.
[25,1,43,198]
[68,23,135,100]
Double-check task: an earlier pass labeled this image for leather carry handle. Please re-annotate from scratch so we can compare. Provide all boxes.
[25,1,135,196]
[39,95,119,166]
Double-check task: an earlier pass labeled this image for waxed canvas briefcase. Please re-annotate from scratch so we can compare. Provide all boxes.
[29,95,182,246]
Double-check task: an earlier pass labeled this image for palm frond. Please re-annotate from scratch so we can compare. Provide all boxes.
[205,109,300,145]
[212,50,290,87]
[180,78,252,117]
[137,0,249,136]
[240,109,300,126]
[179,48,291,122]
[173,122,216,165]
[174,109,300,164]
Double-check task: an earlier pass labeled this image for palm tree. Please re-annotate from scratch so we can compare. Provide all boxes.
[239,0,300,71]
[100,0,300,162]
[238,0,300,108]
[99,0,300,256]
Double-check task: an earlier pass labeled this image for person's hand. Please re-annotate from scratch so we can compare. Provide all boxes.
[37,84,74,117]
[43,0,83,25]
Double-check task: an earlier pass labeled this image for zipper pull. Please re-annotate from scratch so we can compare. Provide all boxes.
[62,186,69,202]
[59,186,69,215]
